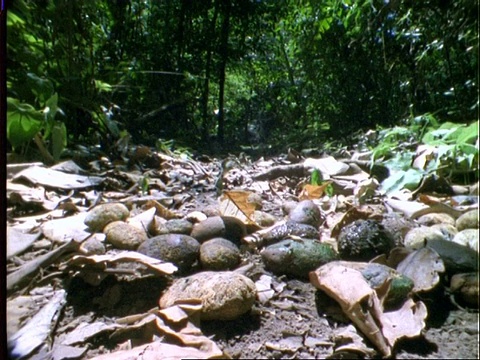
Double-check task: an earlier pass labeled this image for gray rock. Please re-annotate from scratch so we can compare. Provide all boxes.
[159,271,256,320]
[165,219,193,235]
[452,229,479,252]
[456,210,479,231]
[404,226,449,249]
[104,221,148,250]
[288,200,324,228]
[417,213,455,227]
[84,203,130,232]
[261,239,338,278]
[137,234,200,272]
[200,238,240,271]
[191,216,246,244]
[338,220,395,261]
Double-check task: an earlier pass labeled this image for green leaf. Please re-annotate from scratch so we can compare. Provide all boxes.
[383,151,416,172]
[380,168,424,195]
[7,97,45,149]
[94,80,113,93]
[7,112,43,149]
[27,73,54,104]
[452,121,478,145]
[311,169,321,185]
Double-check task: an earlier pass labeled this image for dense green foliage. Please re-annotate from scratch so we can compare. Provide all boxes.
[6,0,478,154]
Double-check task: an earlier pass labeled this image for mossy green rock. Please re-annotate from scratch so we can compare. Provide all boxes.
[261,239,338,278]
[360,263,414,310]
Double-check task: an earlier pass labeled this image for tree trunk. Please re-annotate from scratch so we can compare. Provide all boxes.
[216,0,231,145]
[201,0,218,142]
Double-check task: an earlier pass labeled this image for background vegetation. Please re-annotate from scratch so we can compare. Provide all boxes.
[6,0,478,155]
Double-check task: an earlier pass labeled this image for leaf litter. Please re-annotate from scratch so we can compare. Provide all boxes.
[5,135,479,359]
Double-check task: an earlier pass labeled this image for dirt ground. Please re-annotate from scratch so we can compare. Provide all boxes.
[58,248,479,360]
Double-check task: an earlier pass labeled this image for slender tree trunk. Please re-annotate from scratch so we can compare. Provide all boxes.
[201,0,218,142]
[216,0,231,145]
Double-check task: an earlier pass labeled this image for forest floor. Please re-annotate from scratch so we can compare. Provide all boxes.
[6,137,479,360]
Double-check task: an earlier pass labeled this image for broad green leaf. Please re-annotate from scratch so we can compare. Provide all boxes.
[453,121,479,145]
[7,112,43,149]
[383,151,416,172]
[27,73,54,103]
[381,168,424,195]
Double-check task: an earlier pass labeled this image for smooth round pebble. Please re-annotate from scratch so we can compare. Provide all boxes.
[452,229,479,252]
[137,234,200,272]
[430,223,458,241]
[191,216,246,244]
[417,213,455,227]
[165,219,193,235]
[404,226,449,249]
[288,200,324,228]
[84,203,130,232]
[200,238,240,270]
[252,211,277,227]
[456,210,479,231]
[159,271,256,320]
[104,221,148,250]
[80,235,106,255]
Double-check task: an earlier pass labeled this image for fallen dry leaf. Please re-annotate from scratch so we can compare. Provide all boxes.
[310,261,427,357]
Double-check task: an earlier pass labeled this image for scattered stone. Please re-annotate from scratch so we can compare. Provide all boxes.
[337,220,395,261]
[200,238,240,270]
[456,210,479,231]
[185,211,208,223]
[84,203,130,232]
[282,201,299,216]
[261,239,338,278]
[243,221,319,249]
[80,235,106,255]
[148,216,168,235]
[191,216,247,244]
[404,226,448,249]
[203,205,221,217]
[137,234,200,272]
[426,239,479,274]
[450,272,479,308]
[288,200,324,228]
[380,212,417,246]
[164,219,193,235]
[159,271,256,320]
[104,221,148,250]
[452,229,479,252]
[417,213,455,227]
[252,211,277,227]
[430,223,458,241]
